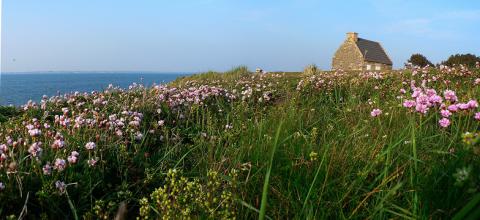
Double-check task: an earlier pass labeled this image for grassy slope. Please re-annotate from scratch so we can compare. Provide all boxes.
[171,67,479,219]
[0,66,479,219]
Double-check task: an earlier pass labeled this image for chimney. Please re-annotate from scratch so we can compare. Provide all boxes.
[346,32,358,42]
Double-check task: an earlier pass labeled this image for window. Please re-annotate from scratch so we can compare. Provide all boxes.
[366,64,371,70]
[375,65,381,70]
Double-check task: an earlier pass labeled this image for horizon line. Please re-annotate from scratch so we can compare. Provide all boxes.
[0,70,197,74]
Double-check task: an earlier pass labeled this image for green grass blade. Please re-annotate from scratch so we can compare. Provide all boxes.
[259,121,283,220]
[453,193,480,220]
[301,149,327,212]
[238,199,272,220]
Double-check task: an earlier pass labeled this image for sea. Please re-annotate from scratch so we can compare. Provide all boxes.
[0,72,191,106]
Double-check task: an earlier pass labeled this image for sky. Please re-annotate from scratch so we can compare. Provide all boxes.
[1,0,480,72]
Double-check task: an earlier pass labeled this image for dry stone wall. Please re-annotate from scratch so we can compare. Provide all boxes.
[332,41,363,71]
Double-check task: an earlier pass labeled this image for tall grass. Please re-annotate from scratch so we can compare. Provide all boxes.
[0,66,479,218]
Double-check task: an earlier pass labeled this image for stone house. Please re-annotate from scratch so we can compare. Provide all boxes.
[332,32,392,71]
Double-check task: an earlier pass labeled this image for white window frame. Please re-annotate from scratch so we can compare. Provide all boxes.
[366,64,371,70]
[375,65,381,70]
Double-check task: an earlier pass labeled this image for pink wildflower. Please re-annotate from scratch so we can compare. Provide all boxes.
[85,142,96,150]
[28,128,41,137]
[441,110,452,118]
[0,144,6,153]
[475,112,480,121]
[370,109,382,117]
[87,158,98,167]
[68,151,79,164]
[428,95,443,104]
[447,105,459,112]
[457,103,470,110]
[443,90,457,102]
[426,89,437,97]
[0,153,6,162]
[55,181,66,194]
[416,94,430,106]
[54,158,67,171]
[135,132,143,141]
[43,163,52,175]
[439,118,451,128]
[467,100,478,109]
[128,120,140,127]
[403,100,416,108]
[28,142,43,158]
[51,139,65,149]
[415,104,428,114]
[411,88,422,98]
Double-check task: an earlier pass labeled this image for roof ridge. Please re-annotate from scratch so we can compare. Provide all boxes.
[357,38,379,44]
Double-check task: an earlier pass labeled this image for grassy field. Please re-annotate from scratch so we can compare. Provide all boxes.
[0,65,480,219]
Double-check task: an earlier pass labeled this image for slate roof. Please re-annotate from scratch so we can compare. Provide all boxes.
[356,38,392,65]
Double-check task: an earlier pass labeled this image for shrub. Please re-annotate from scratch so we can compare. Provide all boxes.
[303,64,318,75]
[138,169,237,219]
[407,53,434,67]
[0,106,19,122]
[442,53,480,68]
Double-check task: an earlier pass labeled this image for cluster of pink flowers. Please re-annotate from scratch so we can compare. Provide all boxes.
[55,115,71,127]
[22,100,38,111]
[296,71,347,91]
[51,133,65,149]
[402,86,479,128]
[402,87,443,114]
[0,76,284,201]
[26,119,42,137]
[359,71,385,80]
[153,85,236,109]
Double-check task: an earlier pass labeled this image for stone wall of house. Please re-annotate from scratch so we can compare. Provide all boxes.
[363,61,393,71]
[332,41,364,71]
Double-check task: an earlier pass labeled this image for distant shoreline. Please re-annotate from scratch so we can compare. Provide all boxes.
[0,71,196,75]
[0,72,192,106]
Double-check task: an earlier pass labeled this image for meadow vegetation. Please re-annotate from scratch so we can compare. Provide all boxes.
[0,64,480,219]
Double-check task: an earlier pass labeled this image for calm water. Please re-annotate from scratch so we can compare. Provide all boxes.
[0,72,190,106]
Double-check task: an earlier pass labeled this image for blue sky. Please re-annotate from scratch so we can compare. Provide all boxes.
[2,0,480,72]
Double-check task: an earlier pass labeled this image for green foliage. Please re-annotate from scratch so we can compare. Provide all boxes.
[138,169,237,219]
[442,53,480,68]
[0,65,480,218]
[172,65,250,87]
[407,53,434,67]
[0,106,19,122]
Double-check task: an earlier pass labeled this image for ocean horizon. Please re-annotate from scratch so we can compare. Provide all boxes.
[0,72,192,106]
